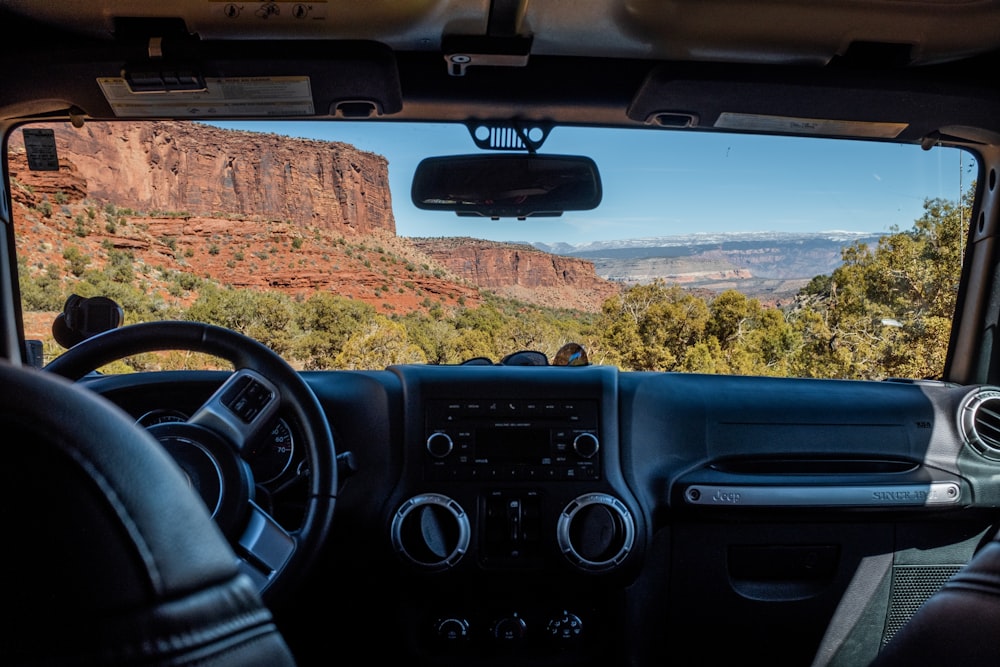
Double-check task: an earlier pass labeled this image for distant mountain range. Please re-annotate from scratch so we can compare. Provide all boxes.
[531,230,885,303]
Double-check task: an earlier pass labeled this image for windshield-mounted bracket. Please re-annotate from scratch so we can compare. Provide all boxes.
[443,35,532,77]
[464,120,552,153]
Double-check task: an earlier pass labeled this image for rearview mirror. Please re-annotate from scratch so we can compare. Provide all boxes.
[411,154,602,219]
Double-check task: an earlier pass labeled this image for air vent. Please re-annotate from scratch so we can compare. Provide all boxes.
[390,493,470,571]
[960,388,1000,459]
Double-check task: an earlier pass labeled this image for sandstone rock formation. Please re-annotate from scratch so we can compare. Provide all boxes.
[411,238,619,310]
[15,121,394,237]
[9,121,618,314]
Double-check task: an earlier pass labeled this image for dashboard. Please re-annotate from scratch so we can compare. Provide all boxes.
[80,364,1000,667]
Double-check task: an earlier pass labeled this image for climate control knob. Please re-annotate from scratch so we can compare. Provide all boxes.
[547,610,584,644]
[492,614,527,643]
[434,617,470,642]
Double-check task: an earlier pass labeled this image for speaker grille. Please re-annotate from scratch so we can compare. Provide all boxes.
[881,565,961,645]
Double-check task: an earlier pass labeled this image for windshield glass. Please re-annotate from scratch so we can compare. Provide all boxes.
[9,120,971,379]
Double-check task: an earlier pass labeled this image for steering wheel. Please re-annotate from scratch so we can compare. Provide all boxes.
[44,320,338,606]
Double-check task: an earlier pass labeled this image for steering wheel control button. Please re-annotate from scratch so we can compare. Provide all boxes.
[223,376,275,423]
[190,369,282,451]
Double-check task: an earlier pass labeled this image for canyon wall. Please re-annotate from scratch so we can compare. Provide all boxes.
[10,121,619,313]
[411,238,619,310]
[14,121,394,236]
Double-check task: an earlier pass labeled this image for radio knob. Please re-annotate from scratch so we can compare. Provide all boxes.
[572,432,600,458]
[426,432,454,458]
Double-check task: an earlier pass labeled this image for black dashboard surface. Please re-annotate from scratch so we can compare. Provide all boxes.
[80,365,1000,666]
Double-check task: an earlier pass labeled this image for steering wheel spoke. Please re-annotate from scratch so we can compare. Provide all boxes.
[189,368,281,453]
[237,501,297,591]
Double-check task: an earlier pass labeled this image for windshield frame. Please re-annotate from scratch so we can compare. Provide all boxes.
[2,117,983,381]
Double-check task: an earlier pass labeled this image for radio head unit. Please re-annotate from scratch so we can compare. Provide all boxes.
[424,398,601,482]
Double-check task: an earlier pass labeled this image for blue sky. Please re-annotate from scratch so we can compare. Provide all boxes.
[211,121,969,245]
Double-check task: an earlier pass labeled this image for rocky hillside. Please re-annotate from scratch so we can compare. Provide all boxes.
[9,121,617,320]
[410,237,619,311]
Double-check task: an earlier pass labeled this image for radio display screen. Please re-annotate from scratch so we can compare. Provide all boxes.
[475,427,550,462]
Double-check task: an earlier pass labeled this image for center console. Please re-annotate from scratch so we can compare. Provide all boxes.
[385,365,645,665]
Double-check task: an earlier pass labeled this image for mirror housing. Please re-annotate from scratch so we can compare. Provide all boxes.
[411,154,602,219]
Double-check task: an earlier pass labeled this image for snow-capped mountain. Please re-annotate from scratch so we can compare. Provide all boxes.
[530,230,885,302]
[531,230,880,256]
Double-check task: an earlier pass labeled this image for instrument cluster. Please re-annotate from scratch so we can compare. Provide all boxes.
[137,408,299,486]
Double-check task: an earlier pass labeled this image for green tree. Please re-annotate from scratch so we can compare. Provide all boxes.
[187,285,296,356]
[680,337,730,374]
[70,259,164,323]
[292,292,376,369]
[682,290,799,376]
[706,290,757,348]
[400,312,461,364]
[17,257,65,312]
[595,280,709,370]
[334,317,427,369]
[794,192,968,380]
[443,327,497,364]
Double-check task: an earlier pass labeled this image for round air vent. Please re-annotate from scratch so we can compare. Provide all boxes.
[960,387,1000,459]
[390,493,470,571]
[556,493,635,573]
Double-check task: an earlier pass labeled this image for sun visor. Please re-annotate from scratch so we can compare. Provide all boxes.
[109,40,403,119]
[626,63,1000,143]
[1,40,402,122]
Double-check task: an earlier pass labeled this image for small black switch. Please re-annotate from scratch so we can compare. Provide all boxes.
[224,377,273,423]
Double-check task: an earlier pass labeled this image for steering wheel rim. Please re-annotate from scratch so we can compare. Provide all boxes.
[44,320,338,607]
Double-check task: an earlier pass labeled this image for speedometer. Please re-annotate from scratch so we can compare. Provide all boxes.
[245,418,296,484]
[138,408,294,485]
[137,409,188,427]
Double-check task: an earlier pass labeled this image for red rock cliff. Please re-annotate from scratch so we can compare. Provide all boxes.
[411,238,619,309]
[30,121,394,236]
[10,121,619,312]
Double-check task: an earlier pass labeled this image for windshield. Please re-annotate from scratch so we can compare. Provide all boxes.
[8,120,971,379]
